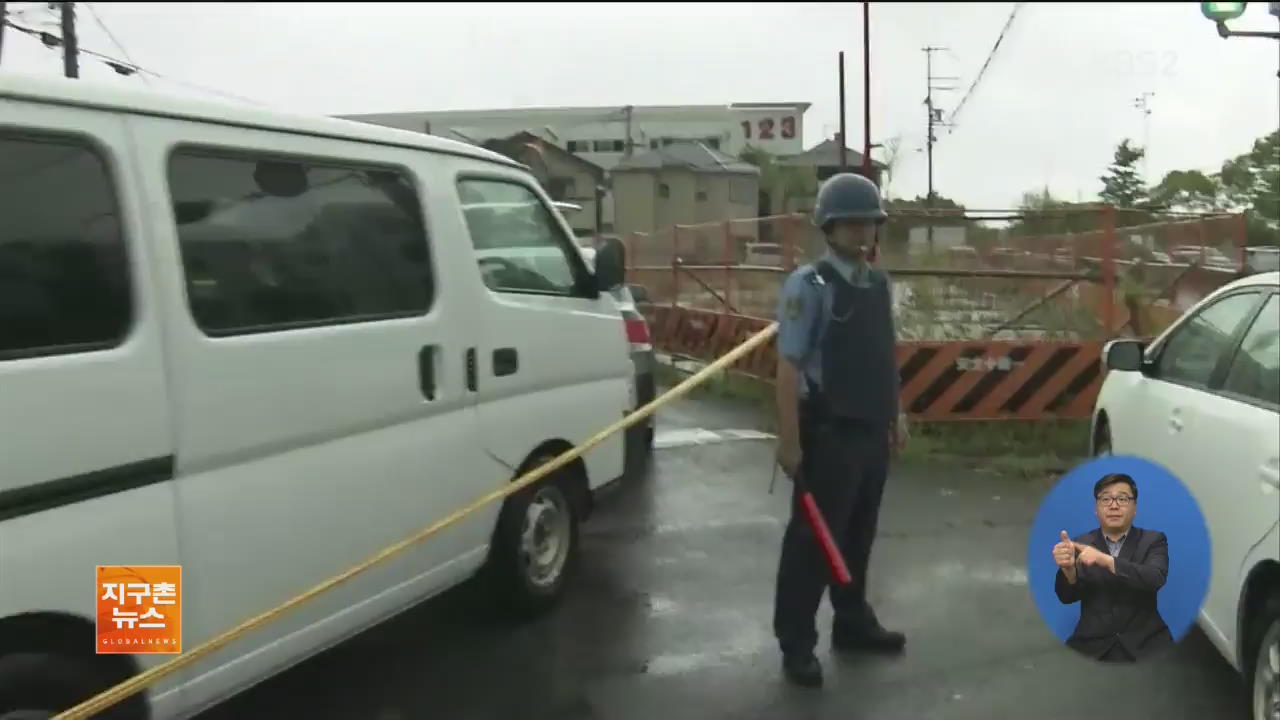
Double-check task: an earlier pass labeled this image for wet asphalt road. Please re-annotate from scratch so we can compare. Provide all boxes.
[195,393,1250,720]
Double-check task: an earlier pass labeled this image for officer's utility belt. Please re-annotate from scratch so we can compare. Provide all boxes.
[801,380,882,431]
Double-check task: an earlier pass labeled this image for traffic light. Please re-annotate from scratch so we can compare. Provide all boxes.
[1201,2,1248,21]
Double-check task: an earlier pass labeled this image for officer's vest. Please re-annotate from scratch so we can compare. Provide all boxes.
[804,261,899,425]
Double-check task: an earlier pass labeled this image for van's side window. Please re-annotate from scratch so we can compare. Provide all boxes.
[168,149,433,336]
[456,178,588,296]
[0,132,131,360]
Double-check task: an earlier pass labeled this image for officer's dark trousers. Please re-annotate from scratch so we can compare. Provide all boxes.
[773,404,890,657]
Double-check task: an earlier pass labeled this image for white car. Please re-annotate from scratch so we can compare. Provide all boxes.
[1,73,634,719]
[1091,271,1279,720]
[550,205,656,458]
[1169,244,1237,270]
[743,242,783,267]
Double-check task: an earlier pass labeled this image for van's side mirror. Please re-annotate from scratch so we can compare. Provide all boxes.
[628,284,650,304]
[1103,339,1145,372]
[594,236,626,291]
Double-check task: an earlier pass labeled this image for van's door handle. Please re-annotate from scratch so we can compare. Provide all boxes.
[465,348,477,392]
[418,345,438,401]
[1169,408,1184,433]
[493,347,519,377]
[1261,457,1280,492]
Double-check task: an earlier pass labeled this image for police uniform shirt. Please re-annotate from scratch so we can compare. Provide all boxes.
[775,251,892,399]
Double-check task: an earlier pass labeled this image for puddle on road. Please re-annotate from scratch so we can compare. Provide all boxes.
[590,515,782,543]
[637,632,773,677]
[644,594,680,617]
[653,427,776,450]
[654,549,710,566]
[891,560,1028,601]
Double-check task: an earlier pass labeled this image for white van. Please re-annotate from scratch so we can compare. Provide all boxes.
[0,74,634,719]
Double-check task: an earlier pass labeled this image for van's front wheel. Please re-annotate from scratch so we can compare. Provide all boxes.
[484,455,580,619]
[520,485,574,591]
[0,653,144,720]
[1249,598,1280,720]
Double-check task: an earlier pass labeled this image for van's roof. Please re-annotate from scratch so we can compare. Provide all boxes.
[0,73,524,170]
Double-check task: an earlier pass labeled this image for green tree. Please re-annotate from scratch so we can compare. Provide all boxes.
[1148,169,1223,212]
[1218,130,1279,246]
[883,194,967,251]
[1099,139,1148,209]
[739,145,818,215]
[1148,130,1279,246]
[1010,187,1096,237]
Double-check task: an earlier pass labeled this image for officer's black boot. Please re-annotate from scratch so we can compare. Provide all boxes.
[781,652,824,688]
[832,618,906,654]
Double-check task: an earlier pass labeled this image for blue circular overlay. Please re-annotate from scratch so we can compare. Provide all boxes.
[1026,454,1212,645]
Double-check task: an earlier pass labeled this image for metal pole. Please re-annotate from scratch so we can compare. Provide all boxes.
[838,51,847,170]
[60,2,79,79]
[1134,92,1154,184]
[1102,205,1117,334]
[862,2,872,177]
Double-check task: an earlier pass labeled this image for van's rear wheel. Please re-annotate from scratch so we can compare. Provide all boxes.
[0,653,144,720]
[484,454,580,619]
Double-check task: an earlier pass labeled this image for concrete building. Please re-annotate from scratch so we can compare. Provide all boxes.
[337,102,810,233]
[778,137,884,184]
[611,142,759,265]
[479,131,606,238]
[908,225,969,254]
[760,137,887,218]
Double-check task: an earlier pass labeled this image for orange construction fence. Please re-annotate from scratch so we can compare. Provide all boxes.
[643,305,1117,423]
[624,206,1247,343]
[629,205,1249,422]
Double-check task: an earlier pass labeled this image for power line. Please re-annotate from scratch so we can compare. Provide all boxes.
[6,17,138,75]
[3,17,264,105]
[82,1,147,85]
[946,2,1026,132]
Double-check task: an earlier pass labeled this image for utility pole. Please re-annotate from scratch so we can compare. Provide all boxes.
[862,2,872,178]
[1133,91,1154,184]
[0,2,8,67]
[60,2,79,78]
[622,105,635,158]
[922,46,956,251]
[838,51,848,170]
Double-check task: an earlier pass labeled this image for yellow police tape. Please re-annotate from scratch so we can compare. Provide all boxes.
[53,321,779,720]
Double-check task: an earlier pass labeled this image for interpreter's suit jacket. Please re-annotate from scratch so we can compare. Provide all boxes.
[1054,526,1174,661]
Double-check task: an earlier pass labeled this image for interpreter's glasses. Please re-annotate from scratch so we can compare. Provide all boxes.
[1096,495,1133,507]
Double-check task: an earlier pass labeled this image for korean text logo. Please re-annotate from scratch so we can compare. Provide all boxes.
[96,565,182,655]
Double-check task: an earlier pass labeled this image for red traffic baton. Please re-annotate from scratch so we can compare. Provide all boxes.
[791,467,853,586]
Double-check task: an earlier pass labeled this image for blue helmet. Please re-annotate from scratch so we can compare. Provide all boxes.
[813,172,886,230]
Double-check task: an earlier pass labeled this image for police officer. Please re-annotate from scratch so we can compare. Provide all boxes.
[772,172,909,688]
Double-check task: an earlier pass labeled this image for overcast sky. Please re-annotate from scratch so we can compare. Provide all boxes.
[3,2,1277,208]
